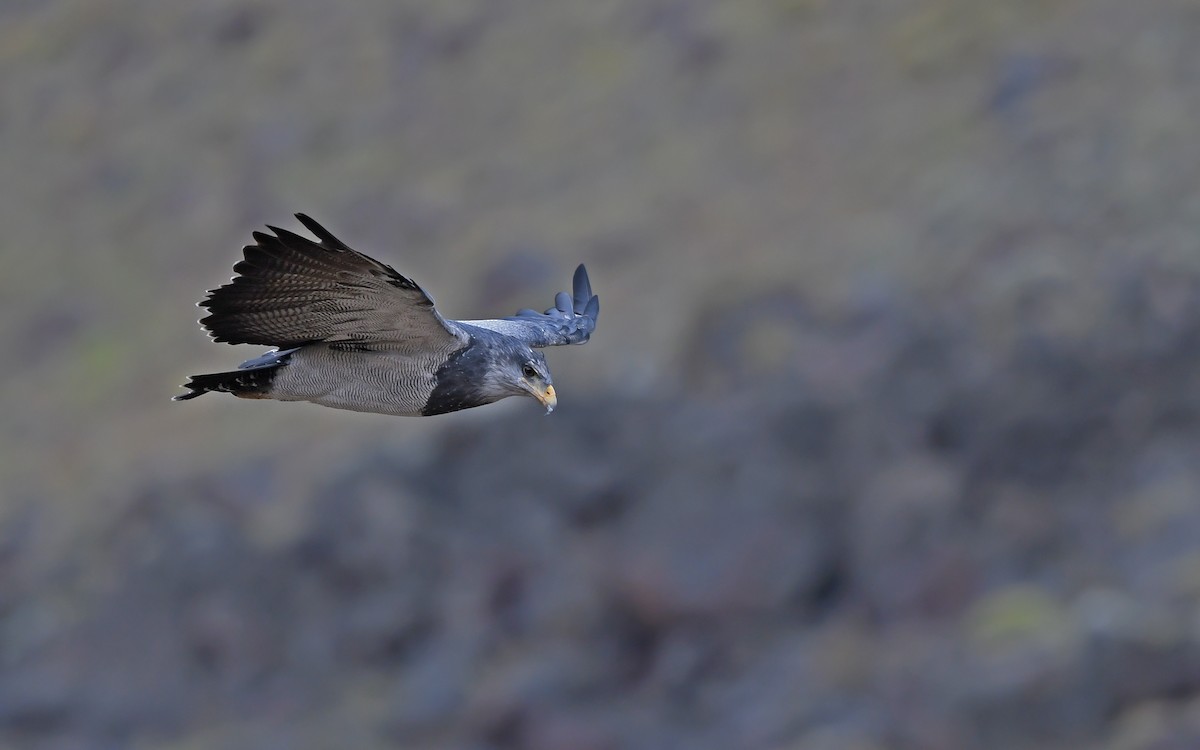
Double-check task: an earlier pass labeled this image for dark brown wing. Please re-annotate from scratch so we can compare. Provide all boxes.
[198,214,468,351]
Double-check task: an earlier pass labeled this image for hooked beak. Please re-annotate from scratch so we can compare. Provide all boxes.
[530,383,557,414]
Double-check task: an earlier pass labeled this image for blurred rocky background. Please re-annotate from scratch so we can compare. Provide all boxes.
[3,1,1200,748]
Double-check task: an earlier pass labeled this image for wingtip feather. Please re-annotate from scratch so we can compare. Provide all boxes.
[573,263,591,293]
[293,213,350,251]
[572,265,594,313]
[267,225,318,249]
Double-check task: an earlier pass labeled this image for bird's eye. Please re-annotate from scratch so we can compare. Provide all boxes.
[522,363,538,379]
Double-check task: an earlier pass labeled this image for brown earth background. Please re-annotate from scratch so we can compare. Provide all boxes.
[4,1,1200,749]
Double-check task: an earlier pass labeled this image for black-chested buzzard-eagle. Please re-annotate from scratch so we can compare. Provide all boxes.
[174,214,599,416]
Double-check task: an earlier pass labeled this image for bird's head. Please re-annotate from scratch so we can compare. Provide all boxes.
[501,345,556,413]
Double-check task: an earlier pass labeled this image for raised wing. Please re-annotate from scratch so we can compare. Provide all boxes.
[198,214,468,351]
[462,264,599,348]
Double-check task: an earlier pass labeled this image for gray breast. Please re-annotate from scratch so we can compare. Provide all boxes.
[421,338,508,416]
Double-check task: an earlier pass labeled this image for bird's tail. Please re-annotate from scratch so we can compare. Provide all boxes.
[173,348,297,401]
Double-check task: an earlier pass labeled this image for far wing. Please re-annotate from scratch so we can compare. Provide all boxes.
[198,214,468,352]
[462,264,599,348]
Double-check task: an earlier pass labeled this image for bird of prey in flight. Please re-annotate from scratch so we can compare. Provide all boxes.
[174,214,599,416]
